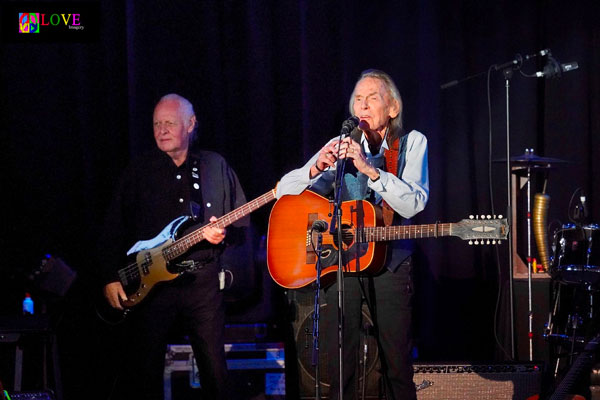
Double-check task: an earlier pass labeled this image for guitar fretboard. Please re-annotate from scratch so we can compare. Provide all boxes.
[163,189,275,261]
[358,223,453,242]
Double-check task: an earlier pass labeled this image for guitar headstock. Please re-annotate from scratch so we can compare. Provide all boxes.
[453,215,509,244]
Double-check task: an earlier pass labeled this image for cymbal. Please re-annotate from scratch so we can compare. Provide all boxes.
[493,152,569,166]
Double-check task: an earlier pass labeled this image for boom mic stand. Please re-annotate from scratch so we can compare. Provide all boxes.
[441,49,578,363]
[440,52,529,360]
[501,63,518,360]
[329,116,359,400]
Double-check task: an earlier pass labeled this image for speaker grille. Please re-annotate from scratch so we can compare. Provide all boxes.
[414,363,542,400]
[288,290,382,398]
[296,304,379,388]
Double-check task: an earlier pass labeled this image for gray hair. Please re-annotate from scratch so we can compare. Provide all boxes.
[158,93,198,141]
[349,69,404,139]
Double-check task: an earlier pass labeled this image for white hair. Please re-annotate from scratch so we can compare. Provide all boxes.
[349,69,404,137]
[158,93,198,141]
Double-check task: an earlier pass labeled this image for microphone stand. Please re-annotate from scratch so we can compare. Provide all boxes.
[329,120,356,400]
[441,54,526,360]
[502,65,517,360]
[312,227,324,400]
[330,149,347,400]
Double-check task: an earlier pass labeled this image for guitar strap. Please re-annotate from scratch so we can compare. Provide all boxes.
[381,133,408,226]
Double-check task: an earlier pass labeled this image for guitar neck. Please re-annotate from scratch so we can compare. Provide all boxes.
[164,189,276,261]
[360,223,453,242]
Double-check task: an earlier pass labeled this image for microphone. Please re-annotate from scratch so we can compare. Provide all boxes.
[524,48,551,60]
[535,56,579,79]
[493,53,524,71]
[340,116,360,138]
[311,220,328,233]
[493,49,551,71]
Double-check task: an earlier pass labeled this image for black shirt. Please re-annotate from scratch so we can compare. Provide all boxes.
[97,147,248,285]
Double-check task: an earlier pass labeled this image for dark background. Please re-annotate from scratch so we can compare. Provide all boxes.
[1,0,599,398]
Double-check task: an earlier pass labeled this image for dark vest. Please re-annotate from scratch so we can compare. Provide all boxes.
[342,133,413,272]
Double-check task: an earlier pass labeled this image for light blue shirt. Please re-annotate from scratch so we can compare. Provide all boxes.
[276,130,429,219]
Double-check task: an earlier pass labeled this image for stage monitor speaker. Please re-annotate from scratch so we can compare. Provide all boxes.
[288,290,383,399]
[413,363,542,400]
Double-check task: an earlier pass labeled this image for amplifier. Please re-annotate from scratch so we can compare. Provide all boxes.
[5,391,55,400]
[414,363,542,400]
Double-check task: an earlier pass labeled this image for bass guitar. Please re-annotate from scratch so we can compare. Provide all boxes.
[115,188,276,309]
[267,190,508,289]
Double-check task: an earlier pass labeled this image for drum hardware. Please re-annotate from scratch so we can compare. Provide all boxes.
[494,150,568,359]
[550,224,600,287]
[545,280,600,381]
[510,149,568,360]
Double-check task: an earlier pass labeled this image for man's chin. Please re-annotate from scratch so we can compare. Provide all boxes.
[358,119,372,131]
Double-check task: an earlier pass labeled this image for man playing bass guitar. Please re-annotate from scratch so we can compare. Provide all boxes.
[98,94,249,399]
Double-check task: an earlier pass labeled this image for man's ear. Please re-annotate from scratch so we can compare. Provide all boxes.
[188,115,197,133]
[388,99,401,119]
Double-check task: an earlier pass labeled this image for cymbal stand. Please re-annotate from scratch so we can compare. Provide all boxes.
[525,150,534,361]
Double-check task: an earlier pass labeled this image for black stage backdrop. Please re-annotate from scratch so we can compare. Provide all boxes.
[1,1,599,398]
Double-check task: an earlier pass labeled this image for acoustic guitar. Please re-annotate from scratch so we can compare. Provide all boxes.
[267,190,509,289]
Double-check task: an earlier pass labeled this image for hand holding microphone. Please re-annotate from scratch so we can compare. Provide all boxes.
[313,117,360,175]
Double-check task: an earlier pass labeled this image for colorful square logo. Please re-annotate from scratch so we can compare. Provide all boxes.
[19,13,39,33]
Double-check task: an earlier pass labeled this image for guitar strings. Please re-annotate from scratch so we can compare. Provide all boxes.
[118,190,277,281]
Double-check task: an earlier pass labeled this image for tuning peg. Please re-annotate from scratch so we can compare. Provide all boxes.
[486,240,491,244]
[469,240,473,245]
[498,215,503,219]
[480,215,485,219]
[492,240,496,245]
[474,240,479,245]
[498,240,502,245]
[486,215,491,219]
[469,215,474,219]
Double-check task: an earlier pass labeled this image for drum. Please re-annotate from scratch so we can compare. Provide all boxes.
[551,224,600,286]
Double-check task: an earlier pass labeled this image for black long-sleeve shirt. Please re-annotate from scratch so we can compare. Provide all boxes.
[97,147,248,285]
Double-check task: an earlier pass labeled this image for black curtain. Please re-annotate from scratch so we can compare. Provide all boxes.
[1,1,598,398]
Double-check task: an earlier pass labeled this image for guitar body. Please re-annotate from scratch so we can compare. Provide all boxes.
[119,216,191,307]
[267,190,387,289]
[119,239,178,308]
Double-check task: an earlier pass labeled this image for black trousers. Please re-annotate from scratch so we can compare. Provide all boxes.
[114,266,228,400]
[322,261,416,400]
